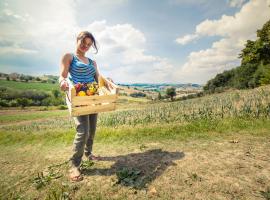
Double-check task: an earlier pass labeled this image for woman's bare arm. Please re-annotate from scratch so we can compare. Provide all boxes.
[59,53,72,91]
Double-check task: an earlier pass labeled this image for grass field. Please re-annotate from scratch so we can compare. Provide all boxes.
[0,85,270,199]
[0,80,59,91]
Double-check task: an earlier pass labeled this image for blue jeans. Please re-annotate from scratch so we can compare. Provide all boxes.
[70,113,98,167]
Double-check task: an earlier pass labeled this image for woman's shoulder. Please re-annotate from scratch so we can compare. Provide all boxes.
[62,53,74,62]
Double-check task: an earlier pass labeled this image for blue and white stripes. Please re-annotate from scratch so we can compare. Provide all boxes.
[68,54,96,84]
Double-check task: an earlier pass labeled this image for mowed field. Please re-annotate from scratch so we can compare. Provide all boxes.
[0,85,270,200]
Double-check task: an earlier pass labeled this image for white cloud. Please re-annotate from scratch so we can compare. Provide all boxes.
[175,34,199,45]
[174,0,270,84]
[0,46,38,55]
[0,0,175,83]
[228,0,247,7]
[84,20,174,83]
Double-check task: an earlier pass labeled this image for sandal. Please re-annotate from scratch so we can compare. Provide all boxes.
[69,167,83,182]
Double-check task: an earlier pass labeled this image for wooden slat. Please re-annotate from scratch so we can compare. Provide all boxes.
[71,103,116,116]
[67,77,118,116]
[72,94,117,106]
[72,93,116,102]
[70,85,76,100]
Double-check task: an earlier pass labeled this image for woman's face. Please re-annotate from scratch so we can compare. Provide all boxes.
[77,37,93,53]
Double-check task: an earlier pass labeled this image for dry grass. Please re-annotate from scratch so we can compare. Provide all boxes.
[0,135,269,200]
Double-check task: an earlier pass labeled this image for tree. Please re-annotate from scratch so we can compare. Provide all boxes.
[158,92,162,100]
[19,75,25,81]
[166,87,176,101]
[240,20,270,65]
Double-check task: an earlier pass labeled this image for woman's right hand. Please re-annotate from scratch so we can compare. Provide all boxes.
[60,79,69,91]
[59,53,72,91]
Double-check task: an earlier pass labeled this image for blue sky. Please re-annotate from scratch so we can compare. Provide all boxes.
[0,0,269,84]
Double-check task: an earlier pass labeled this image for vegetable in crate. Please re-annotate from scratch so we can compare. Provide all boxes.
[75,82,99,96]
[77,91,86,96]
[75,83,83,93]
[81,84,88,92]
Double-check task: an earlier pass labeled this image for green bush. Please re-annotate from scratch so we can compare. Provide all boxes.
[9,100,18,107]
[58,105,67,110]
[0,99,9,107]
[17,98,32,108]
[41,97,53,106]
[130,92,146,98]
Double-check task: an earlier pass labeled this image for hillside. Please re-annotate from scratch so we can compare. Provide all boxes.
[0,72,203,107]
[0,79,59,91]
[204,19,270,93]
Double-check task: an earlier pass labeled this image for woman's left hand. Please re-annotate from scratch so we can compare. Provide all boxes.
[106,77,115,90]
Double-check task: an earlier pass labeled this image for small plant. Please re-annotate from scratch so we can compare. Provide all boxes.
[189,173,202,182]
[139,144,147,151]
[116,167,142,188]
[5,189,24,200]
[80,160,94,171]
[46,188,71,200]
[261,187,270,200]
[33,169,63,189]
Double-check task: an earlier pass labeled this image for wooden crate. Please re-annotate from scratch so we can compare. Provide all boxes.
[66,76,118,117]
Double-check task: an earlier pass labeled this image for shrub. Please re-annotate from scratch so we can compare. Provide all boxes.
[130,92,146,98]
[0,99,9,107]
[58,105,67,110]
[17,98,32,108]
[9,100,18,107]
[41,97,53,106]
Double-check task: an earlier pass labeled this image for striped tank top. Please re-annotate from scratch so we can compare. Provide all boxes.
[68,54,96,84]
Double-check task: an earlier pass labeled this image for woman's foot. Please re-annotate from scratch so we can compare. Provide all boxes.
[69,167,83,182]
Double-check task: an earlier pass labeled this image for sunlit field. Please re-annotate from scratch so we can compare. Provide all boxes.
[0,86,270,199]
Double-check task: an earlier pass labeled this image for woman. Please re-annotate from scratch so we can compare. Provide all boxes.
[59,31,112,182]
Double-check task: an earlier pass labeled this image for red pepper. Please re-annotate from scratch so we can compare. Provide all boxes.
[75,83,83,92]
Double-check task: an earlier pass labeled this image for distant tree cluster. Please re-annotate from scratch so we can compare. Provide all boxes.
[130,92,146,98]
[204,20,270,93]
[0,87,65,108]
[3,73,58,84]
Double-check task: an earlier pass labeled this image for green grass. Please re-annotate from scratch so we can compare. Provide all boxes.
[1,117,269,147]
[0,79,59,91]
[0,110,68,124]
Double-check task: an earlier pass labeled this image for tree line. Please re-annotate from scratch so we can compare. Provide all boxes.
[203,20,270,93]
[0,87,65,108]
